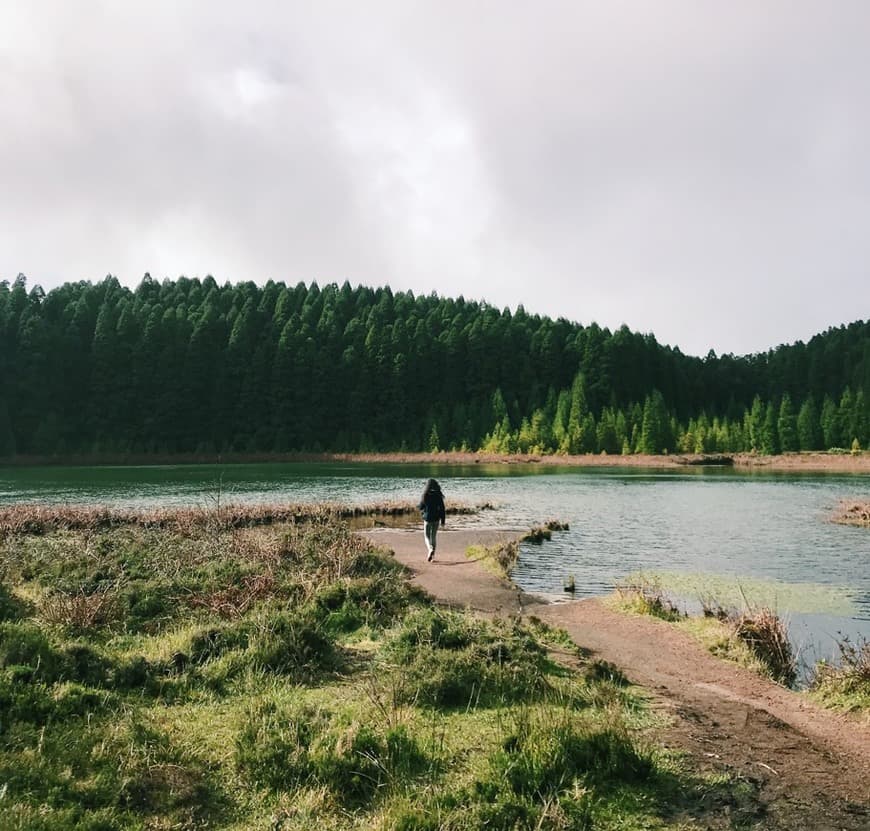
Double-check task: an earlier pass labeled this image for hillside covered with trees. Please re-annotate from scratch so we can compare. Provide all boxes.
[0,274,868,458]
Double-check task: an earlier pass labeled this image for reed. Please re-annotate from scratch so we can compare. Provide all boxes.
[0,499,486,537]
[830,499,870,527]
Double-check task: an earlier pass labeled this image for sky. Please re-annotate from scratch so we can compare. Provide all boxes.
[1,1,869,358]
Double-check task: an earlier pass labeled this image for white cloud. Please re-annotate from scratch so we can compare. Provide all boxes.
[2,1,869,355]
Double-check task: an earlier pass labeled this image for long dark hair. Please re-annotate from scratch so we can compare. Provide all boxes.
[422,478,442,501]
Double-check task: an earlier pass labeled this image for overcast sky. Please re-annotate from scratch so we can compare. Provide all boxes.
[2,2,869,357]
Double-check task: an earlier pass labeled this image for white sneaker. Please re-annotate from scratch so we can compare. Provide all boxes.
[427,550,435,562]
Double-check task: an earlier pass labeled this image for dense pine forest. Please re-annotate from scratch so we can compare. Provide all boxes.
[0,273,868,458]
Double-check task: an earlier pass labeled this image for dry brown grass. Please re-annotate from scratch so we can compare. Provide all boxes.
[38,584,123,628]
[731,608,796,686]
[185,572,278,620]
[0,500,485,538]
[830,500,870,527]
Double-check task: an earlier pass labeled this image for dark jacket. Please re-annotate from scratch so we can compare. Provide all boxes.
[419,491,445,524]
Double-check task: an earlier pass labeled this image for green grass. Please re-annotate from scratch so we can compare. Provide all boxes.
[0,511,759,829]
[465,540,519,578]
[809,636,870,721]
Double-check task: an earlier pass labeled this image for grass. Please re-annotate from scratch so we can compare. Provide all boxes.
[0,507,760,829]
[465,540,520,578]
[612,575,684,622]
[521,519,570,544]
[810,636,870,720]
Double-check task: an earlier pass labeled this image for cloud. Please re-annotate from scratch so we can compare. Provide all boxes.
[2,2,869,355]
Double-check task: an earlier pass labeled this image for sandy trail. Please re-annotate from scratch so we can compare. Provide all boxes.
[362,526,870,830]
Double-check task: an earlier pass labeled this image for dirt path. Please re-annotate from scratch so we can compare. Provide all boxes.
[362,527,870,830]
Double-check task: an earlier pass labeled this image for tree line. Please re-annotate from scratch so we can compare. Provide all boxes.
[0,274,868,457]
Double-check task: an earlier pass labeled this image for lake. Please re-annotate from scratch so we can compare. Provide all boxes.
[2,461,869,668]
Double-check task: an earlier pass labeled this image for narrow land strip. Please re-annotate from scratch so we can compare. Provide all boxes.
[362,527,870,829]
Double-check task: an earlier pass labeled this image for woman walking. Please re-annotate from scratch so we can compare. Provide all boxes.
[419,478,446,562]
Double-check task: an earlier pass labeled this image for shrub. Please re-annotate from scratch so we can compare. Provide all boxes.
[383,607,476,663]
[0,672,54,731]
[39,586,122,630]
[60,643,112,687]
[236,703,431,807]
[113,721,219,824]
[732,608,796,686]
[119,580,178,633]
[308,576,417,634]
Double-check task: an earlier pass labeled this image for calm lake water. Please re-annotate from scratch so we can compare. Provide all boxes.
[2,462,869,668]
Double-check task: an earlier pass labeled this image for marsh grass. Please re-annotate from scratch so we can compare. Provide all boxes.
[830,499,870,527]
[612,575,797,686]
[0,510,757,829]
[521,519,570,545]
[612,575,684,622]
[730,607,796,686]
[0,500,486,539]
[810,635,870,717]
[465,540,520,578]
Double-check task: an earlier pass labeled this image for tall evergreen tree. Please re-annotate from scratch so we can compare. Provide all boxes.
[797,396,822,451]
[777,394,799,452]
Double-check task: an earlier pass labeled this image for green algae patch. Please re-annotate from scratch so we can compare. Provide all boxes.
[619,570,856,617]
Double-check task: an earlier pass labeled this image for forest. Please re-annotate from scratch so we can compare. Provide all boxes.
[0,273,868,457]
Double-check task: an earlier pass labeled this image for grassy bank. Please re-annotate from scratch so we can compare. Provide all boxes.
[610,574,870,715]
[0,508,757,829]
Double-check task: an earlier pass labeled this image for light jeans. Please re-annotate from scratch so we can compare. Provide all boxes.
[424,520,439,555]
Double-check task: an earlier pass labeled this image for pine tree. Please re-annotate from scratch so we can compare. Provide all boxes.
[797,396,822,450]
[760,401,779,455]
[777,394,799,452]
[820,396,840,449]
[748,396,765,452]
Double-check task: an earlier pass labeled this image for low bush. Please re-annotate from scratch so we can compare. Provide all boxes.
[110,720,223,826]
[384,717,650,830]
[383,607,476,662]
[491,720,653,796]
[732,608,796,686]
[38,585,122,630]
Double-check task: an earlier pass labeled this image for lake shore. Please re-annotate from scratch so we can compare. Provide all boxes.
[364,525,870,822]
[3,448,870,472]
